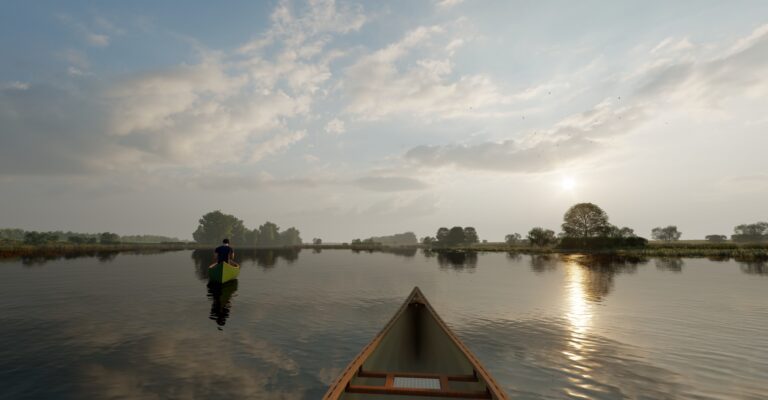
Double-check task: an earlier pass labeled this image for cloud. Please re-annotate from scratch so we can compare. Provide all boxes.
[354,176,428,191]
[0,81,29,91]
[405,23,768,173]
[58,14,114,48]
[250,130,307,162]
[324,118,345,134]
[436,0,464,8]
[87,33,110,47]
[341,25,511,120]
[238,0,366,55]
[1,1,370,177]
[0,84,113,175]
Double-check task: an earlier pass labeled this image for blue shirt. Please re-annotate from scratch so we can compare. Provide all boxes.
[215,245,232,263]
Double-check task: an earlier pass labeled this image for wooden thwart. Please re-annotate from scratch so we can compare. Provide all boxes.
[346,369,491,398]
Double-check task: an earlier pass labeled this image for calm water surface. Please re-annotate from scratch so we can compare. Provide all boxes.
[0,250,766,399]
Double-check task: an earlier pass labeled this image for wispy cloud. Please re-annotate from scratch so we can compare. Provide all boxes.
[341,24,511,120]
[0,81,29,91]
[405,24,768,173]
[57,14,115,48]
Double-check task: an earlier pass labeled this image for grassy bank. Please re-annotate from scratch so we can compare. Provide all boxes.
[0,242,205,260]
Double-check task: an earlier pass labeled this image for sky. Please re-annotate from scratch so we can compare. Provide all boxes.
[1,0,767,242]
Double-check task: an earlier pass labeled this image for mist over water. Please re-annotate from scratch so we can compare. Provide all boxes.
[0,250,766,399]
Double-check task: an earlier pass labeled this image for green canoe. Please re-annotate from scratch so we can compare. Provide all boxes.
[324,287,508,399]
[208,261,240,283]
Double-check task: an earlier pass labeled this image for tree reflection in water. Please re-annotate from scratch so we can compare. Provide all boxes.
[738,260,768,275]
[207,280,239,329]
[531,254,648,302]
[529,254,559,274]
[655,257,684,272]
[433,250,478,271]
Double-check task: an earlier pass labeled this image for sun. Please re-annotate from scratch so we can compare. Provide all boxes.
[561,177,577,191]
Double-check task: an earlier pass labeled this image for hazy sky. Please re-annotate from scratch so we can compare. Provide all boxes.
[1,0,767,241]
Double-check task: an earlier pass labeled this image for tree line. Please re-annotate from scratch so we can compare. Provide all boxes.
[350,232,418,246]
[421,226,480,247]
[192,210,302,247]
[420,203,767,249]
[0,228,179,245]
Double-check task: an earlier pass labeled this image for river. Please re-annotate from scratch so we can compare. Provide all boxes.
[0,249,766,399]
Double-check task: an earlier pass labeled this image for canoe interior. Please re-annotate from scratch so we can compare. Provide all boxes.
[208,261,240,283]
[326,287,507,400]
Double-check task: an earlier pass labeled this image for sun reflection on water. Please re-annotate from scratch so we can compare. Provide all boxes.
[563,258,597,394]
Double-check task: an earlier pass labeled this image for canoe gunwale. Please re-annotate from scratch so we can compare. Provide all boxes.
[322,287,508,399]
[207,261,241,283]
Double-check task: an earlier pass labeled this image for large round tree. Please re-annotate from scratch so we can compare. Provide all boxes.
[561,203,610,239]
[192,210,247,245]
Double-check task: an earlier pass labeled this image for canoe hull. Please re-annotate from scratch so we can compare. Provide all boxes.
[324,287,507,399]
[208,261,240,283]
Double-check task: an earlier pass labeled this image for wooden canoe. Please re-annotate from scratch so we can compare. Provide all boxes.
[207,261,240,283]
[324,287,508,399]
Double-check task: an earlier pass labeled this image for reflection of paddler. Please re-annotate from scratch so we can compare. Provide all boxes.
[208,280,239,328]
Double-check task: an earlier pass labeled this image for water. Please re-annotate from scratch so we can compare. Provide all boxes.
[0,249,766,399]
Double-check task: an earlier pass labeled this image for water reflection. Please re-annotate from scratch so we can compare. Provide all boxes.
[352,247,418,257]
[207,281,239,329]
[739,260,768,275]
[434,251,478,270]
[191,248,302,280]
[532,255,646,302]
[655,257,684,272]
[562,260,595,396]
[529,254,559,273]
[18,250,121,266]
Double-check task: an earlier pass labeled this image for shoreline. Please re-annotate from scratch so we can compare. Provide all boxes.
[1,242,766,261]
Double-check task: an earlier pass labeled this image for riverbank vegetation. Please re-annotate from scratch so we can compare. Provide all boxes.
[3,204,766,261]
[0,242,201,262]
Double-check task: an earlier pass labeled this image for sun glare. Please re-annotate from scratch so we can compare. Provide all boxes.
[561,177,577,191]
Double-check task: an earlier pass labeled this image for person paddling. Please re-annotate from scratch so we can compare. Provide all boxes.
[214,238,239,267]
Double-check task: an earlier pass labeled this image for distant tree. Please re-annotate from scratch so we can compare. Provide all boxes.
[244,228,256,245]
[0,228,25,241]
[351,239,362,245]
[68,236,86,244]
[562,203,611,239]
[120,234,181,243]
[444,226,466,246]
[255,221,280,246]
[607,226,636,238]
[652,226,682,241]
[731,222,768,243]
[421,236,436,245]
[436,227,449,244]
[705,234,727,243]
[279,227,302,246]
[527,227,557,246]
[192,211,247,245]
[99,232,120,244]
[463,227,479,244]
[368,232,418,246]
[23,231,59,245]
[505,233,522,245]
[313,238,322,245]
